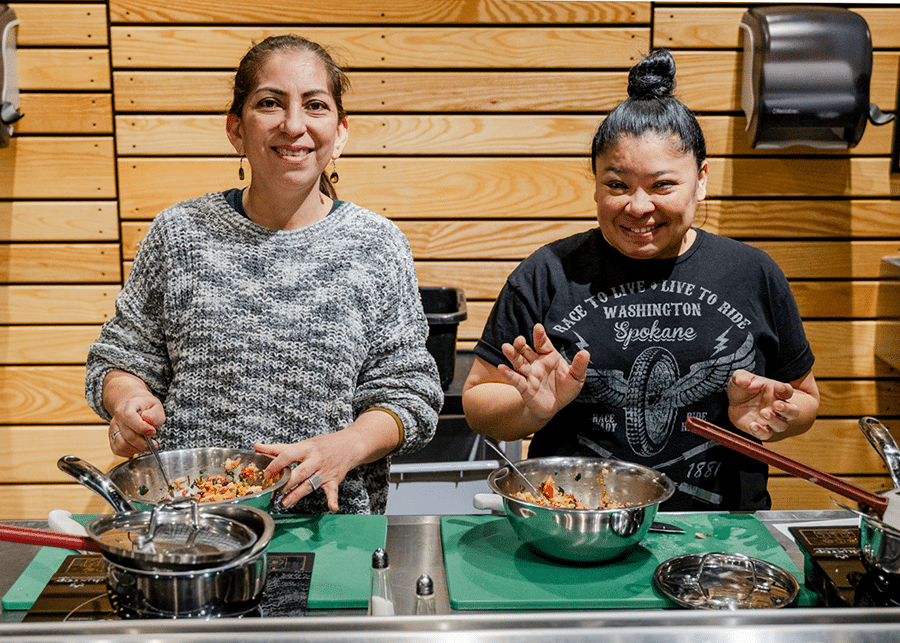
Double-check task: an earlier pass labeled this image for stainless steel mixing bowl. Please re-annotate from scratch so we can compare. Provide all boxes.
[486,456,675,563]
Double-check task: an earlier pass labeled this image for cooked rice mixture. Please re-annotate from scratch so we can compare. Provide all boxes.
[511,473,631,509]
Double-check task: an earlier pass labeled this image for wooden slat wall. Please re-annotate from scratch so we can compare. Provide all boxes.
[1,1,898,518]
[1,1,120,520]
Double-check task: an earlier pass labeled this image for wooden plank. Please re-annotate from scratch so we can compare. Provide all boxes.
[804,321,899,380]
[110,26,648,69]
[117,157,900,224]
[748,241,900,281]
[0,138,116,199]
[17,49,111,91]
[0,286,119,324]
[817,379,900,419]
[654,7,900,50]
[0,201,118,241]
[116,114,595,156]
[112,70,629,113]
[706,158,900,198]
[770,418,899,477]
[114,114,894,157]
[10,3,109,46]
[0,485,115,519]
[118,158,246,218]
[0,426,123,484]
[17,93,113,135]
[701,200,900,240]
[790,281,891,319]
[0,326,102,365]
[108,0,651,25]
[0,366,96,424]
[671,51,897,113]
[769,476,893,511]
[117,158,595,220]
[0,245,121,283]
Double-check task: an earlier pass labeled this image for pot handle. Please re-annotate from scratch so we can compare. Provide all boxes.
[859,417,900,489]
[473,493,505,512]
[57,455,136,513]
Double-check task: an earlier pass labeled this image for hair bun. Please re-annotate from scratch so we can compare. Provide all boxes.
[627,48,676,99]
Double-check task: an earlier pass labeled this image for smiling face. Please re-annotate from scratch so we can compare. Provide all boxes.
[593,132,708,260]
[225,49,348,196]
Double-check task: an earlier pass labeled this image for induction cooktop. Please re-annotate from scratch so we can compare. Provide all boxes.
[23,552,313,621]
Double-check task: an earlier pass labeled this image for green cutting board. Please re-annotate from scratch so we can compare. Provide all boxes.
[268,514,386,609]
[2,514,386,612]
[441,513,817,610]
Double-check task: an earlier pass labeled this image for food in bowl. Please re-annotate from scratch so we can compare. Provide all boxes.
[154,457,276,503]
[511,472,633,509]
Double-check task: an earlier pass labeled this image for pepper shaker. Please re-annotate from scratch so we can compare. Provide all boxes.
[368,548,395,616]
[413,573,436,615]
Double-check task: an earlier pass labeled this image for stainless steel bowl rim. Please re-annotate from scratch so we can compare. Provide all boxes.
[487,456,676,511]
[109,447,291,507]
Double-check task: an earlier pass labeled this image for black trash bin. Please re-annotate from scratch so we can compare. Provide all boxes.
[419,287,467,391]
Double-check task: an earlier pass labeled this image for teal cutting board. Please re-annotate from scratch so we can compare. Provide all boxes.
[2,514,386,612]
[441,513,817,610]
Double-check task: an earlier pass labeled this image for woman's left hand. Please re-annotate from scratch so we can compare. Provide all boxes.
[726,369,800,440]
[255,433,353,512]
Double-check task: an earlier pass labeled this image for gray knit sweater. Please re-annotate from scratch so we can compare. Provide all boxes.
[85,192,442,514]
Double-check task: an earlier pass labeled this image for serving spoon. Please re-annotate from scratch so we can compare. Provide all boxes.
[139,409,176,498]
[483,439,543,498]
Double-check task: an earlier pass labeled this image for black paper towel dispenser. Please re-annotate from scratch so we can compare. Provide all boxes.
[740,5,893,149]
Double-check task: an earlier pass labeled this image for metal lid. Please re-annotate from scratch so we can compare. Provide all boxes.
[416,574,434,596]
[372,547,389,569]
[88,498,257,569]
[653,552,799,609]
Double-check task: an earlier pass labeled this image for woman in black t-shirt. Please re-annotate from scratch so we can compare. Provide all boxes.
[461,49,820,511]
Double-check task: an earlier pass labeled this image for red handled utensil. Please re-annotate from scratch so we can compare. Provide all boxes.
[0,523,102,552]
[685,417,899,526]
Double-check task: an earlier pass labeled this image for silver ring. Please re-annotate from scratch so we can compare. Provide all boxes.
[308,473,323,492]
[110,429,121,442]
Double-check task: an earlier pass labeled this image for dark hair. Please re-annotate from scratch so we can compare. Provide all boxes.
[229,35,351,199]
[590,48,706,173]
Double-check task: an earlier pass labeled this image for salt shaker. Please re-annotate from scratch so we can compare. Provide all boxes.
[413,573,436,615]
[368,548,395,616]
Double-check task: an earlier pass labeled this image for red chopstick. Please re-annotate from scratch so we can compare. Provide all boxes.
[686,417,889,515]
[0,523,102,552]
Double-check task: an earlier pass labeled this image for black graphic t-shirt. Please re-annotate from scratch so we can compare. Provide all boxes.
[475,228,815,511]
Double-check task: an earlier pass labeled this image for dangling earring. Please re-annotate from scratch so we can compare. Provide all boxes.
[238,156,245,181]
[329,160,339,184]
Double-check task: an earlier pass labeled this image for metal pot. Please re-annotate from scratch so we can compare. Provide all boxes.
[18,502,275,618]
[859,509,900,575]
[103,503,274,618]
[59,447,290,512]
[485,456,675,563]
[857,417,900,575]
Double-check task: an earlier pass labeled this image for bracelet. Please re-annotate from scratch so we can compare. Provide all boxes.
[363,406,405,450]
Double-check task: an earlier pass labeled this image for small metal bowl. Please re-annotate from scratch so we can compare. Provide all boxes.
[653,552,799,609]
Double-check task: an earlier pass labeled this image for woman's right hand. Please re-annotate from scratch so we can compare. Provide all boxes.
[498,323,590,422]
[102,370,165,458]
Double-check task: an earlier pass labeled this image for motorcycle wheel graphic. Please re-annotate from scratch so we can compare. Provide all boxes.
[625,346,679,457]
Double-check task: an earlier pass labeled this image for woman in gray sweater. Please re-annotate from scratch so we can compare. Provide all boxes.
[85,35,442,515]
